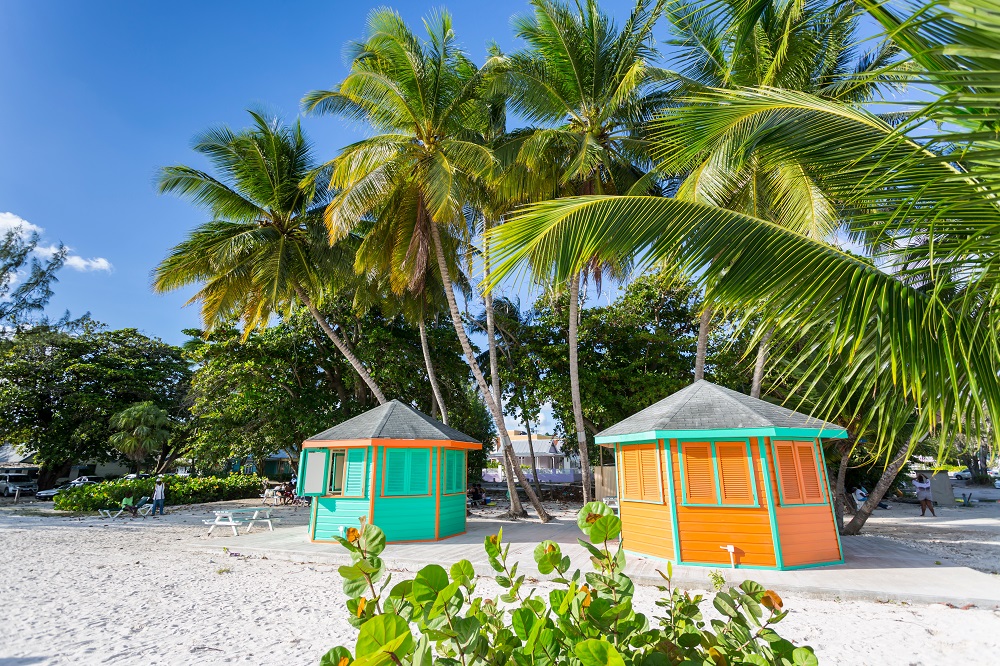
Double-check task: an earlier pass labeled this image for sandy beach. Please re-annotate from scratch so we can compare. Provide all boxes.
[1,499,998,665]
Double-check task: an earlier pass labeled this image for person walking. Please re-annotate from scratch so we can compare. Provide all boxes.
[152,477,167,516]
[914,474,936,517]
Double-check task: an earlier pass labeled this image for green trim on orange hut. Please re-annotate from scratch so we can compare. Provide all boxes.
[661,439,682,563]
[816,438,845,562]
[597,426,848,445]
[757,437,784,570]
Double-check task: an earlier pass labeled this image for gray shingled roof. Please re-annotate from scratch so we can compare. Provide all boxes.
[597,380,841,438]
[306,400,480,444]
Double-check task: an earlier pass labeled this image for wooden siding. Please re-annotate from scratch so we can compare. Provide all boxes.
[438,493,467,538]
[617,443,674,560]
[313,497,370,541]
[372,447,437,542]
[670,439,776,567]
[776,505,841,565]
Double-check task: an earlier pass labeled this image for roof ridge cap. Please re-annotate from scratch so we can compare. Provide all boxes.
[709,384,773,426]
[371,401,399,438]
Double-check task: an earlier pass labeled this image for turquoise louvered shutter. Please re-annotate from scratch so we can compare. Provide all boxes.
[407,448,430,495]
[344,448,367,496]
[444,450,465,494]
[384,449,407,495]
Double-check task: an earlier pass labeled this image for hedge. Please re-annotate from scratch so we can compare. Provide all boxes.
[53,474,264,512]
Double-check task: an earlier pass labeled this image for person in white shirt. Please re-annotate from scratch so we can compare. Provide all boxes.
[152,477,166,516]
[914,474,936,517]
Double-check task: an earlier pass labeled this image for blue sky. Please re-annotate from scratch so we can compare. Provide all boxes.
[0,0,639,347]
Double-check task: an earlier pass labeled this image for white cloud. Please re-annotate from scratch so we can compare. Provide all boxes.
[1,211,112,273]
[0,211,43,237]
[65,256,113,272]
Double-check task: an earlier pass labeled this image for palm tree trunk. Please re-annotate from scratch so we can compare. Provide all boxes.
[842,445,909,535]
[294,285,387,405]
[484,281,525,517]
[568,270,593,503]
[750,327,774,399]
[833,441,851,532]
[694,306,713,381]
[418,317,448,425]
[524,412,541,497]
[429,221,549,522]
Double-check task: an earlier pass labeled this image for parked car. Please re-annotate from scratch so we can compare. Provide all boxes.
[70,476,105,485]
[0,474,38,497]
[950,467,972,480]
[995,477,1000,489]
[122,473,152,480]
[35,482,75,501]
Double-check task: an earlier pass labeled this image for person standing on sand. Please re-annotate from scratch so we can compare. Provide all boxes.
[914,474,936,517]
[152,477,166,516]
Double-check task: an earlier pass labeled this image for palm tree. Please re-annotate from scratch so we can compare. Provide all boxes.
[153,111,387,405]
[109,402,172,473]
[662,0,902,393]
[487,1,1000,453]
[497,0,669,502]
[303,8,551,521]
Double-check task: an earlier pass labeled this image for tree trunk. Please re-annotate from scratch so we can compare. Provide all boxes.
[524,411,541,497]
[418,317,448,425]
[694,306,713,381]
[750,327,774,399]
[429,221,550,522]
[483,233,525,518]
[568,270,593,503]
[833,440,852,532]
[842,445,909,535]
[295,286,387,405]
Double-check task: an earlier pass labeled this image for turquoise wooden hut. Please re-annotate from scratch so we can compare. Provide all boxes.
[297,400,481,543]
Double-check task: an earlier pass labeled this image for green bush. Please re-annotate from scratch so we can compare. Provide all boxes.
[320,501,817,666]
[53,474,264,511]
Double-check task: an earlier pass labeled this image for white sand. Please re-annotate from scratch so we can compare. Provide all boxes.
[1,501,998,665]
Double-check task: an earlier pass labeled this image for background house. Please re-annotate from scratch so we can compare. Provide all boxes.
[484,431,582,483]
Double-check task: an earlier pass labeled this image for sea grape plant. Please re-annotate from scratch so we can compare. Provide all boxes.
[321,501,818,666]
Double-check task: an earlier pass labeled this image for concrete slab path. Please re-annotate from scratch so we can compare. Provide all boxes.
[192,515,1000,608]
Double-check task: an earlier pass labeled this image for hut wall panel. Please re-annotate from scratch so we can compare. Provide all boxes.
[669,440,776,567]
[313,497,370,540]
[619,500,674,560]
[439,493,467,538]
[776,507,841,565]
[374,495,437,541]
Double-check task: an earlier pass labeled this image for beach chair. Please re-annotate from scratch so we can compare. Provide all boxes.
[131,496,152,518]
[99,496,134,519]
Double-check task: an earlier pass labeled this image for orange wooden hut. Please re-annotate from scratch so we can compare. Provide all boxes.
[596,381,846,570]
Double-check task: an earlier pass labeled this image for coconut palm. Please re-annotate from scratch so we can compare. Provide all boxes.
[109,402,172,472]
[153,111,387,405]
[662,0,903,393]
[496,0,669,502]
[303,8,551,521]
[487,0,1000,451]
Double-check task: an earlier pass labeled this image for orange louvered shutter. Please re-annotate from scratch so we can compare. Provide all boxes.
[774,442,801,503]
[639,447,661,502]
[796,443,824,502]
[620,447,641,500]
[683,442,716,503]
[717,442,753,504]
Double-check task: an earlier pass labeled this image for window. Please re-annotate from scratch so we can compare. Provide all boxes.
[299,448,329,497]
[680,440,757,507]
[773,441,825,505]
[619,444,662,502]
[344,448,367,496]
[444,449,466,494]
[383,448,431,496]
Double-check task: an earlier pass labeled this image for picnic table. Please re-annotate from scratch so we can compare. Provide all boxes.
[204,507,277,536]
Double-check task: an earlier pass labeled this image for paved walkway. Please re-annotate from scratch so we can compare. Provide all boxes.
[191,516,1000,607]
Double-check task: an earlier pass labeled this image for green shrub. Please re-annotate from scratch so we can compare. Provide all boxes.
[320,501,817,666]
[53,474,264,511]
